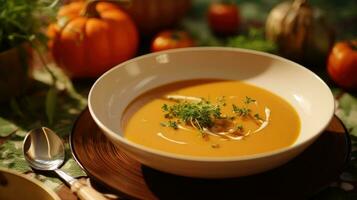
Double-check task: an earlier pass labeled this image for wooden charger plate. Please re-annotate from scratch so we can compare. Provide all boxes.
[70,108,351,200]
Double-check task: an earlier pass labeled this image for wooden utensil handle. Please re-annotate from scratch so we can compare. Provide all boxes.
[71,179,108,200]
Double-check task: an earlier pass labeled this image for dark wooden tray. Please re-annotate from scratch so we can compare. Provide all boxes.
[70,108,350,200]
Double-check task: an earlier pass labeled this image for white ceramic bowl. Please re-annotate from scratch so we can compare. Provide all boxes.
[88,47,334,178]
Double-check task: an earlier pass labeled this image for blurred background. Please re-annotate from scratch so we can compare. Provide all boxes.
[0,0,356,199]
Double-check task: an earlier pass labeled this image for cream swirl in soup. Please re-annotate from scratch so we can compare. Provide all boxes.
[123,80,300,157]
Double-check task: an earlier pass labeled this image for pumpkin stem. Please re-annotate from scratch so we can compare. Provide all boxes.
[82,0,101,18]
[349,41,357,51]
[81,0,132,18]
[292,0,310,9]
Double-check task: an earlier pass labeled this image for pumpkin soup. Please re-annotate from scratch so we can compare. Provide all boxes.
[123,80,300,157]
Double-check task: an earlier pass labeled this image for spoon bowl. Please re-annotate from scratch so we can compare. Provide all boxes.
[23,127,64,171]
[23,127,108,200]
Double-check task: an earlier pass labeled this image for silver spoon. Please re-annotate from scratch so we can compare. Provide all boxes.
[23,127,107,200]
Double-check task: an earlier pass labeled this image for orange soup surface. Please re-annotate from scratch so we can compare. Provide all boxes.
[123,80,300,157]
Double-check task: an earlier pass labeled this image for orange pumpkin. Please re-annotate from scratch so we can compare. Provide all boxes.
[48,1,139,78]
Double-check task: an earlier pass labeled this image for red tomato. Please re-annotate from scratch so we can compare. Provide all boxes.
[327,41,357,90]
[151,30,195,52]
[207,2,240,35]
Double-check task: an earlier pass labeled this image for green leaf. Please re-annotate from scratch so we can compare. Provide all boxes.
[227,28,277,53]
[0,117,18,137]
[350,127,357,137]
[0,0,57,51]
[336,93,357,137]
[61,158,86,178]
[45,87,57,125]
[0,140,30,173]
[338,93,357,115]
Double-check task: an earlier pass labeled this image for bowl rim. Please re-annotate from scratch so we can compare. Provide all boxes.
[88,46,335,162]
[0,167,61,200]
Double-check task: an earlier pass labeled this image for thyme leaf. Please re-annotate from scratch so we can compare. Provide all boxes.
[160,121,178,130]
[244,96,256,104]
[232,104,251,117]
[254,113,263,121]
[236,125,244,131]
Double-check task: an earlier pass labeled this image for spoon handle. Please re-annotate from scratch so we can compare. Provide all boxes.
[54,169,107,200]
[71,179,108,200]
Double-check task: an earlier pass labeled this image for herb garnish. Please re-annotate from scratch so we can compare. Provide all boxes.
[216,96,227,106]
[244,96,256,104]
[161,95,269,141]
[232,104,251,117]
[161,99,222,130]
[236,125,244,131]
[160,121,179,130]
[254,113,263,121]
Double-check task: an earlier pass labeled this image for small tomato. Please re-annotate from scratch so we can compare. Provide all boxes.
[151,30,195,52]
[207,2,240,35]
[327,41,357,90]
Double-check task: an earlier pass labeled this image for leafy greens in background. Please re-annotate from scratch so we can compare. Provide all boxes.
[182,17,277,53]
[226,28,277,53]
[0,0,57,52]
[0,0,63,125]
